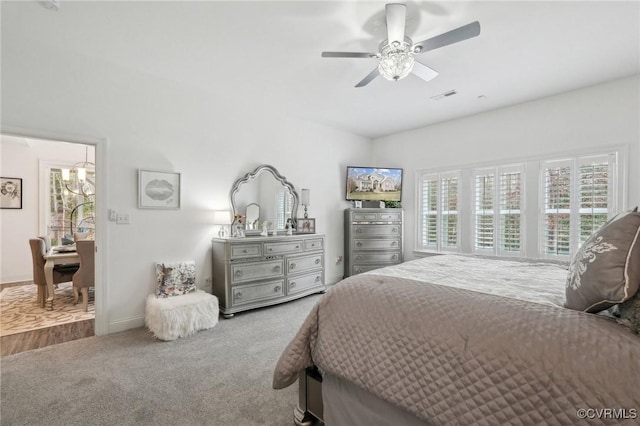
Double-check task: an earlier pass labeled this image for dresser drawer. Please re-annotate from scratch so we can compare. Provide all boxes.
[232,280,285,306]
[352,224,401,237]
[354,238,401,250]
[351,265,385,275]
[304,238,324,251]
[378,211,402,221]
[353,252,401,264]
[287,271,324,295]
[230,243,262,259]
[231,260,284,284]
[288,253,323,274]
[351,212,378,221]
[264,240,304,255]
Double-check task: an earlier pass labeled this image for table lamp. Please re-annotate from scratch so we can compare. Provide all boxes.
[214,210,232,238]
[301,189,310,218]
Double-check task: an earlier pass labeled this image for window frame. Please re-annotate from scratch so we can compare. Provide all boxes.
[417,170,461,253]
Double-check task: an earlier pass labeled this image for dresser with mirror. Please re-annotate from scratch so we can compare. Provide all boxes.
[212,165,326,318]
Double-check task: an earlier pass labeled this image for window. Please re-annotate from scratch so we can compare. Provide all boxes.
[417,148,620,258]
[541,154,615,258]
[418,171,460,251]
[472,165,524,255]
[46,165,95,245]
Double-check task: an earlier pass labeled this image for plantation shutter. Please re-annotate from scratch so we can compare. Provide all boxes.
[440,173,460,250]
[473,171,495,251]
[420,175,438,249]
[577,156,613,245]
[498,167,523,254]
[542,160,572,256]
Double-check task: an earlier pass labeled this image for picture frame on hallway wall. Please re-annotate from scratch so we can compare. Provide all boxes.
[138,170,181,209]
[0,177,22,209]
[297,218,316,234]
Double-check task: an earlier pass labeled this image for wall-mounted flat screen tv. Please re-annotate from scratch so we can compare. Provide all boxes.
[346,166,403,202]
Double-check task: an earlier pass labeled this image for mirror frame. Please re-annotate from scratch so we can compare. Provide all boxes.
[229,164,299,235]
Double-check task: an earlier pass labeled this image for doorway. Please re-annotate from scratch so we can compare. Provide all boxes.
[0,133,103,355]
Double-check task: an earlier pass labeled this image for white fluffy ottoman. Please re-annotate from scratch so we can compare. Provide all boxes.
[145,290,219,341]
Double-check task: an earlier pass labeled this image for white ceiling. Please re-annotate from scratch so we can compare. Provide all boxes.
[3,1,639,138]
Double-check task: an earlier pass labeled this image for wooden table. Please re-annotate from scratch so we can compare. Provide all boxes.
[43,250,79,310]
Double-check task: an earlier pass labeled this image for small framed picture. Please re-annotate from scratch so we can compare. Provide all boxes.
[138,169,181,209]
[297,218,316,234]
[1,177,22,209]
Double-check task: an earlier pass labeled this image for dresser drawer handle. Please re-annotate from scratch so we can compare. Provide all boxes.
[391,241,397,246]
[243,249,248,253]
[392,228,398,232]
[274,285,281,292]
[356,242,363,247]
[310,243,316,247]
[235,291,242,300]
[356,228,363,233]
[315,259,320,264]
[274,265,281,272]
[235,270,243,276]
[290,263,296,270]
[315,276,320,282]
[356,255,362,260]
[295,245,300,249]
[392,254,398,260]
[268,248,273,251]
[290,282,296,288]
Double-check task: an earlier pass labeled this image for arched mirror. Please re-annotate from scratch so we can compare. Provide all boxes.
[230,165,299,235]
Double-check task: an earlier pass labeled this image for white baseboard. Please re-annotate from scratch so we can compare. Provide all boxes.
[107,315,145,334]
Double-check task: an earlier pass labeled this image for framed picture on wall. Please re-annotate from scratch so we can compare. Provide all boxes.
[297,218,316,234]
[0,177,22,209]
[138,170,181,209]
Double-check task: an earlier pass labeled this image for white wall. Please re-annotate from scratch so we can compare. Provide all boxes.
[372,75,640,260]
[1,23,371,333]
[0,137,91,282]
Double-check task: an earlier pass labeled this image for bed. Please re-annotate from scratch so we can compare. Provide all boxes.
[273,254,640,425]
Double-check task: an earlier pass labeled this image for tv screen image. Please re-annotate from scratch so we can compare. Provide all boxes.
[346,166,403,202]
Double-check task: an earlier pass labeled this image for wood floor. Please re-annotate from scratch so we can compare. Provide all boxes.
[0,281,95,357]
[1,319,94,356]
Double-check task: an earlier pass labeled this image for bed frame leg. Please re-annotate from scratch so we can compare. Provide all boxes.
[293,367,323,425]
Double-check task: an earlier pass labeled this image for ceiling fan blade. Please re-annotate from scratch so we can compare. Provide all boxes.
[411,61,439,82]
[414,21,481,53]
[386,3,407,44]
[321,52,376,58]
[355,68,379,88]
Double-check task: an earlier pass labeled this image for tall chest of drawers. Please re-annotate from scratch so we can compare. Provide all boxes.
[344,208,403,277]
[212,234,326,318]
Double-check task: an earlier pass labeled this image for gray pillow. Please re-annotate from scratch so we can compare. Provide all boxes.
[565,207,640,313]
[615,292,640,334]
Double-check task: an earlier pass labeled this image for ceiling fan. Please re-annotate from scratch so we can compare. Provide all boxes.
[321,3,480,87]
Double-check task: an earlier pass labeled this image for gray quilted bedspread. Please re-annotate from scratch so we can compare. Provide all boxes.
[273,257,640,425]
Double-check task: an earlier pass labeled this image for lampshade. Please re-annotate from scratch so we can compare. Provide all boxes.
[213,210,232,225]
[301,189,310,206]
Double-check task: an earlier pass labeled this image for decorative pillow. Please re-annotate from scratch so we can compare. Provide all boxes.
[565,207,640,313]
[614,292,640,334]
[155,260,197,298]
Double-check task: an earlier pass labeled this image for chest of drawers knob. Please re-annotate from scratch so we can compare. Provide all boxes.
[290,263,296,270]
[235,291,242,300]
[290,282,296,288]
[274,285,281,292]
[235,270,243,276]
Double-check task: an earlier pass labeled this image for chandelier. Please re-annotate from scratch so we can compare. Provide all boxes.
[61,146,95,197]
[377,37,422,82]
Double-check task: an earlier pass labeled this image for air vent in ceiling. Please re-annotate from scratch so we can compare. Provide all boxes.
[430,90,457,100]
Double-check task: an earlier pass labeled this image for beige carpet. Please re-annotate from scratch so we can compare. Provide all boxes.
[0,282,95,337]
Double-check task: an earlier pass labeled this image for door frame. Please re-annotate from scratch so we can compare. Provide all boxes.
[1,125,109,336]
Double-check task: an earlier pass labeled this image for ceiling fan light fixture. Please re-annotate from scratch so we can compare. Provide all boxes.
[378,38,415,81]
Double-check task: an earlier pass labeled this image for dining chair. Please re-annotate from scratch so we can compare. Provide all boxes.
[72,240,95,312]
[29,238,79,307]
